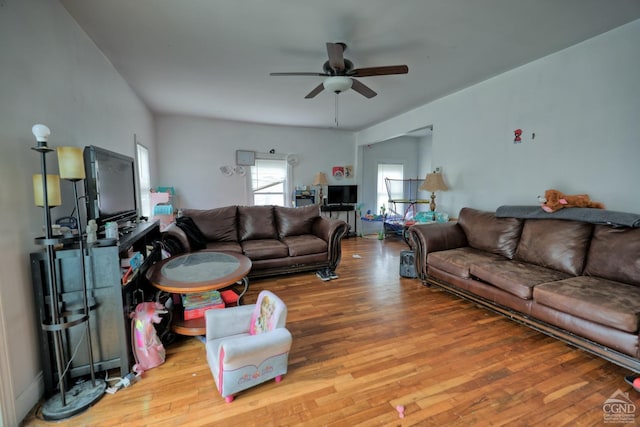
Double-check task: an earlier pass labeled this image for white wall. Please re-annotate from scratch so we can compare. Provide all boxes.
[417,131,433,182]
[156,115,355,208]
[357,20,640,217]
[0,1,155,423]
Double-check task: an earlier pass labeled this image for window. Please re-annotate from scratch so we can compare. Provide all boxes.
[249,154,291,206]
[377,163,404,214]
[135,141,151,218]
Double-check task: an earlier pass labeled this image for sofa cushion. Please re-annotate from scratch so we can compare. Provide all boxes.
[457,208,523,259]
[204,241,242,253]
[184,207,238,242]
[533,277,640,333]
[281,235,327,257]
[240,239,289,261]
[583,225,640,286]
[427,247,505,279]
[514,219,592,276]
[470,260,571,300]
[275,205,320,238]
[238,206,277,241]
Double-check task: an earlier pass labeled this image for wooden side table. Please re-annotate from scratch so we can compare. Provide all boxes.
[146,250,251,336]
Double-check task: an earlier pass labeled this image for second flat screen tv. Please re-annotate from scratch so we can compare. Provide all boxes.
[327,185,357,205]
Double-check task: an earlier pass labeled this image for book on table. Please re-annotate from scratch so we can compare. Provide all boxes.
[183,301,225,320]
[181,290,225,320]
[181,290,223,308]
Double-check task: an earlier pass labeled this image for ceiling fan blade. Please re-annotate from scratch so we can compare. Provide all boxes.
[326,42,346,72]
[350,79,377,99]
[304,83,325,99]
[270,72,327,76]
[350,65,409,77]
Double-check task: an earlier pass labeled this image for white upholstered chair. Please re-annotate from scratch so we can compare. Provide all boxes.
[205,290,292,402]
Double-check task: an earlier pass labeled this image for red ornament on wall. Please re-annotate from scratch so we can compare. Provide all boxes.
[514,129,523,143]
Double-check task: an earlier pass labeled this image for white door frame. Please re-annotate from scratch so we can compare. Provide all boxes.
[0,292,16,427]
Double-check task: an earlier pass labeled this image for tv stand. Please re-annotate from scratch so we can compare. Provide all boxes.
[321,204,357,237]
[30,221,161,395]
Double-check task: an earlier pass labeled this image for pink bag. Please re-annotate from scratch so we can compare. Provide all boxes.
[130,302,167,374]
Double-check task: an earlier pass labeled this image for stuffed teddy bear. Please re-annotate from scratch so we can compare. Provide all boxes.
[539,189,605,213]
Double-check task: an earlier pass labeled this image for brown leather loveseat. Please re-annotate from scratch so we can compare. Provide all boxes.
[408,206,640,371]
[162,204,349,278]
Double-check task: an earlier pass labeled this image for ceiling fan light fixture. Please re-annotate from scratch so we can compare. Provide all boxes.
[323,76,352,94]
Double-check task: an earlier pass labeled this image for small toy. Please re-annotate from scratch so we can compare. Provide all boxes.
[396,405,405,418]
[539,189,605,213]
[86,219,98,244]
[624,375,640,392]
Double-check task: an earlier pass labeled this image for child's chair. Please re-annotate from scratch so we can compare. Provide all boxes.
[205,290,292,402]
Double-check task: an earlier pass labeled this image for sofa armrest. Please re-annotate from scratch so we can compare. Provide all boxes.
[407,222,468,281]
[312,216,349,270]
[162,222,191,253]
[311,216,346,241]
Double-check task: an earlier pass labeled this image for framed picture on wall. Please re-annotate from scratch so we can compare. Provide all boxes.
[345,165,353,178]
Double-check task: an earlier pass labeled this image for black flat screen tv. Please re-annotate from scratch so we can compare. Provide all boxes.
[327,185,358,205]
[84,145,138,229]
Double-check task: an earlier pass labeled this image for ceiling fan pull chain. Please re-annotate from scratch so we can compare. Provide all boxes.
[335,93,339,127]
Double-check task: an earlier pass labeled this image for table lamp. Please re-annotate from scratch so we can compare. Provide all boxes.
[419,172,448,212]
[313,172,328,205]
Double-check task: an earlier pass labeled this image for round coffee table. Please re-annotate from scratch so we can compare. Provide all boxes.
[146,250,252,336]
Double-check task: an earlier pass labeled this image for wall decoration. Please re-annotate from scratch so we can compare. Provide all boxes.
[345,165,353,178]
[332,166,344,179]
[220,165,234,176]
[513,129,523,143]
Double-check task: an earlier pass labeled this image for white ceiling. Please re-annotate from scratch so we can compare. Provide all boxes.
[60,0,640,131]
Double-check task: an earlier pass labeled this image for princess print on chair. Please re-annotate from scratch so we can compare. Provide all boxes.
[250,291,284,335]
[254,295,274,333]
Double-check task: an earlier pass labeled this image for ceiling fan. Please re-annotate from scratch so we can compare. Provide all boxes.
[270,42,408,99]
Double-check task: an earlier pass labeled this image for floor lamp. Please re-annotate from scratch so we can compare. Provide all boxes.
[31,125,105,420]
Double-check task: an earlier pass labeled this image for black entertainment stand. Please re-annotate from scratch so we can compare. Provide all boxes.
[30,220,161,396]
[321,204,357,237]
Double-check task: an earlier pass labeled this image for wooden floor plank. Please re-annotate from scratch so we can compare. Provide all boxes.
[22,236,638,426]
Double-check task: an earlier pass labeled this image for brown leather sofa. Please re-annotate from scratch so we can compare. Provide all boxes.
[162,204,349,278]
[408,207,640,371]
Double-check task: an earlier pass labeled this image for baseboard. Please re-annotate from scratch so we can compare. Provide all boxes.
[14,371,43,424]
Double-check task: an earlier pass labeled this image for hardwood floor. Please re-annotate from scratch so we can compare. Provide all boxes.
[23,236,636,426]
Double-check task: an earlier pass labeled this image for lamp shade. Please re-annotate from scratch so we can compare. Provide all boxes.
[419,172,448,192]
[33,174,62,207]
[313,172,328,186]
[57,147,85,180]
[323,76,352,94]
